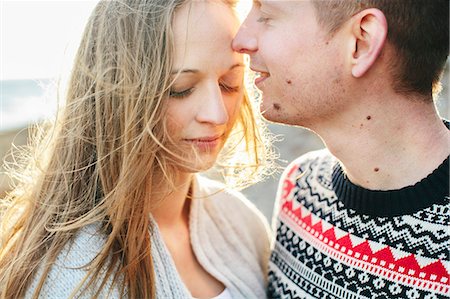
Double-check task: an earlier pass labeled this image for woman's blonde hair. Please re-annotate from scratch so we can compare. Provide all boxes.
[0,0,273,298]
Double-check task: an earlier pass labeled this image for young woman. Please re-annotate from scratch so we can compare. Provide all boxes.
[0,0,273,298]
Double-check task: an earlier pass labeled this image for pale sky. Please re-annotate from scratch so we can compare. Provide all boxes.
[0,0,252,81]
[1,0,99,80]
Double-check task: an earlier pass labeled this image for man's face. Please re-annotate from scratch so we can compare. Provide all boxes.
[233,0,347,127]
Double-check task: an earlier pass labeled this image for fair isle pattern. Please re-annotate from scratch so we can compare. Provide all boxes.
[268,150,450,299]
[292,153,449,259]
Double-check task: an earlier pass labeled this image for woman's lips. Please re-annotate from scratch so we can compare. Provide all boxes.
[183,135,223,151]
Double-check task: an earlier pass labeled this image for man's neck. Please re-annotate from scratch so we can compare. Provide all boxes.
[313,94,450,191]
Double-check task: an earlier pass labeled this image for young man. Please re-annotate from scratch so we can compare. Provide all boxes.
[233,1,449,298]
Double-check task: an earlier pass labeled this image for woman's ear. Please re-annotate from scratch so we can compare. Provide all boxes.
[350,8,387,78]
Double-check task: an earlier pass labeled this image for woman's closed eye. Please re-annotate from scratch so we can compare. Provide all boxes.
[169,87,195,98]
[170,83,240,98]
[219,82,240,94]
[256,16,270,24]
[256,9,273,25]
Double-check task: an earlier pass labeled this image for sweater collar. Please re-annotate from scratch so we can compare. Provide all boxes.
[331,120,449,217]
[331,156,449,217]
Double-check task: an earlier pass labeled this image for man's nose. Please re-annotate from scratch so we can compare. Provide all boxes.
[232,9,258,54]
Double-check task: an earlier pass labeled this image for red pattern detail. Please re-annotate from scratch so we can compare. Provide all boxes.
[281,164,300,200]
[281,180,295,200]
[280,199,450,286]
[322,227,336,242]
[302,214,313,227]
[372,247,395,263]
[421,261,449,279]
[287,164,299,178]
[352,241,373,256]
[395,255,423,273]
[335,234,353,250]
[311,220,323,234]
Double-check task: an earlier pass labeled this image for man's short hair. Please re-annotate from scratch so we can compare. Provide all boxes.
[312,0,449,97]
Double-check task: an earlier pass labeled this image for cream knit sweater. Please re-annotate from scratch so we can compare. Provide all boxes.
[26,175,271,298]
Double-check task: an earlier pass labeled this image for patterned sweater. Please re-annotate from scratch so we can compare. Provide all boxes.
[268,149,449,299]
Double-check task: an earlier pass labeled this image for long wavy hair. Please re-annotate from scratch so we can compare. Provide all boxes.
[0,0,273,298]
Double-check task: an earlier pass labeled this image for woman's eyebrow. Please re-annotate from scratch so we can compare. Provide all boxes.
[172,63,244,75]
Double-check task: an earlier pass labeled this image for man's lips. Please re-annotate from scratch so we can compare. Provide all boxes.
[251,67,270,86]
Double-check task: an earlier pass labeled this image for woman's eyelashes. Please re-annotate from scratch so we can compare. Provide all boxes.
[169,82,240,99]
[219,82,241,94]
[256,16,270,24]
[169,87,194,98]
[256,9,273,25]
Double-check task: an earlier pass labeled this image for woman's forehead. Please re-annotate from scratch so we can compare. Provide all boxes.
[172,1,241,73]
[173,1,238,43]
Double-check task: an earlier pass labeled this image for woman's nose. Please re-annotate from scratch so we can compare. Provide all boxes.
[195,84,229,126]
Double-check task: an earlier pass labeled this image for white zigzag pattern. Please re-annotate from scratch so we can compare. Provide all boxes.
[293,154,449,258]
[330,200,449,256]
[308,174,449,256]
[292,152,450,260]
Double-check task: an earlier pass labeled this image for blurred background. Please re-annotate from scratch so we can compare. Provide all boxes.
[1,1,449,221]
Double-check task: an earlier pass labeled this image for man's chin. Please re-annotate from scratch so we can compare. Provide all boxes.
[260,105,305,127]
[262,115,284,125]
[260,100,283,123]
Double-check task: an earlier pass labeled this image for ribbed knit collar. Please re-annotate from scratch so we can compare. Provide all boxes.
[332,156,449,217]
[331,120,450,217]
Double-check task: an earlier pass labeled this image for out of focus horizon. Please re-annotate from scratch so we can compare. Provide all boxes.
[0,0,252,80]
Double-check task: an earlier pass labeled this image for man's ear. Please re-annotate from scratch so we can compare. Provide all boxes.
[350,8,387,78]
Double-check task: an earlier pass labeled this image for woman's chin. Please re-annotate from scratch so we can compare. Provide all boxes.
[191,159,218,173]
[174,154,218,174]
